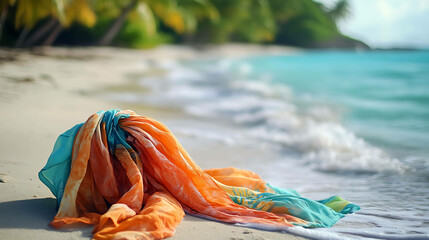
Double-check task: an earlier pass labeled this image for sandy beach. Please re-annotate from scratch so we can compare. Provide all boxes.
[0,45,305,240]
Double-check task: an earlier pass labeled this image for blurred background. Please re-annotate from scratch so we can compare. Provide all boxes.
[0,0,366,49]
[2,0,428,49]
[1,0,429,239]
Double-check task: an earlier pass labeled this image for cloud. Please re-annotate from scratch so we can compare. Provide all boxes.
[322,0,429,48]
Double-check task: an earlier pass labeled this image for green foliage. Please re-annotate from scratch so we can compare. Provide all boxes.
[186,0,276,43]
[0,0,350,48]
[55,13,172,48]
[179,0,342,46]
[55,17,109,46]
[113,19,172,48]
[273,0,339,47]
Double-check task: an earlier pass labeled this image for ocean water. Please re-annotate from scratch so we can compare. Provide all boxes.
[109,50,429,239]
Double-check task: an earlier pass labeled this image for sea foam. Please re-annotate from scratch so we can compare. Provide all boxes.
[105,52,429,239]
[136,59,407,174]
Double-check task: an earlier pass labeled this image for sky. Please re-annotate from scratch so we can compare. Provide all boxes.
[318,0,429,48]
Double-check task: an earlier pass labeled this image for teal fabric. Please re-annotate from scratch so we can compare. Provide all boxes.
[38,109,131,207]
[271,185,347,227]
[317,196,361,214]
[38,123,83,207]
[39,109,359,228]
[102,109,132,152]
[340,204,361,214]
[228,184,359,228]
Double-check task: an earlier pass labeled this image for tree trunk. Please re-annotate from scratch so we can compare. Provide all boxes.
[0,5,8,43]
[41,22,63,46]
[23,17,58,47]
[15,27,30,48]
[98,0,138,46]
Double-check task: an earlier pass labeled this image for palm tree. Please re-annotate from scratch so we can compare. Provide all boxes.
[10,0,96,47]
[327,0,350,21]
[41,0,96,46]
[0,0,16,43]
[98,0,219,46]
[11,0,52,47]
[190,0,275,43]
[98,0,138,46]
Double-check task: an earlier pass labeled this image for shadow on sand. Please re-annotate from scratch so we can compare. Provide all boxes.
[0,198,57,229]
[0,197,93,237]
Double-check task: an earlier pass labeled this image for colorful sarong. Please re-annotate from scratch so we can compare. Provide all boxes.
[39,109,359,239]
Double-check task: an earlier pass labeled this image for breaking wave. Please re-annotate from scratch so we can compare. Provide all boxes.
[130,59,407,174]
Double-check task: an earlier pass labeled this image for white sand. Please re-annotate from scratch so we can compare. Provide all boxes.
[0,45,305,240]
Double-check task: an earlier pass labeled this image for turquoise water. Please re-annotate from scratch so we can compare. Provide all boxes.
[238,50,429,160]
[110,50,429,239]
[221,50,429,239]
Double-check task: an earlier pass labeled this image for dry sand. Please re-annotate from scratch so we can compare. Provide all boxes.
[0,45,305,240]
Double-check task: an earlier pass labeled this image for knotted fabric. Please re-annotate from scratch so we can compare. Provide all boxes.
[39,109,359,239]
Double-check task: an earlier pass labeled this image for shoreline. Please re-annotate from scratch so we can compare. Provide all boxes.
[0,45,305,240]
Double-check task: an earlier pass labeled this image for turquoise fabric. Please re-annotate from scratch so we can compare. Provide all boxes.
[38,123,83,207]
[228,184,359,228]
[39,109,360,227]
[102,109,131,152]
[38,109,131,207]
[318,195,361,214]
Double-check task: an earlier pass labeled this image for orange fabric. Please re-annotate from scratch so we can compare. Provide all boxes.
[48,110,307,239]
[205,167,274,193]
